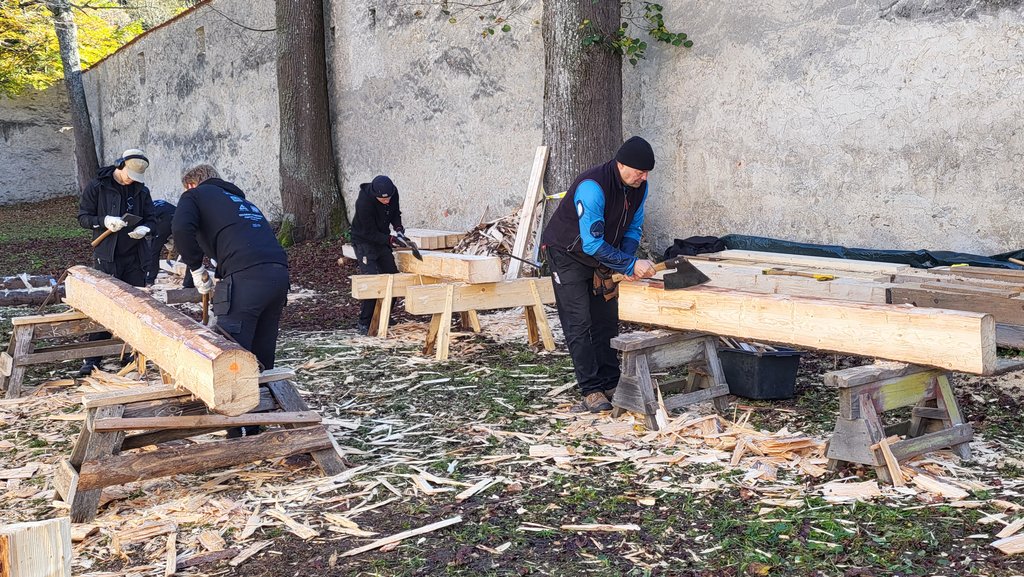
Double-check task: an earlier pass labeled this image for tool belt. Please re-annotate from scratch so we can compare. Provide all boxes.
[592,266,619,301]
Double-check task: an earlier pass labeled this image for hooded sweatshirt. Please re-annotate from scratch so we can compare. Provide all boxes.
[78,165,156,262]
[172,178,287,278]
[350,182,404,247]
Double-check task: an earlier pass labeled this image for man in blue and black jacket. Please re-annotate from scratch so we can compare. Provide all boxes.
[541,136,658,412]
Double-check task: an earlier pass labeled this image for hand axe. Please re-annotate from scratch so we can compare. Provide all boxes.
[90,213,142,248]
[611,256,711,289]
[394,232,424,261]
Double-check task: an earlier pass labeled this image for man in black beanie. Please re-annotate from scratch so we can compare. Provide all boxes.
[350,175,406,335]
[541,136,658,412]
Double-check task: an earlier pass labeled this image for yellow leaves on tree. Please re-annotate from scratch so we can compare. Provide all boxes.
[0,0,143,97]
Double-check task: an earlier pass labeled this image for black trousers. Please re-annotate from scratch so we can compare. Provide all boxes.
[354,243,398,328]
[213,263,289,370]
[86,256,146,365]
[547,247,620,396]
[144,230,172,285]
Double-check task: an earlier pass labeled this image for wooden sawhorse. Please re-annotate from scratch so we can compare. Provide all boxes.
[0,310,124,398]
[610,330,731,430]
[823,362,1010,484]
[351,273,481,339]
[55,369,344,522]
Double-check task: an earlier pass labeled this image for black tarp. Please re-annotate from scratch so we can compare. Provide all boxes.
[704,234,1024,270]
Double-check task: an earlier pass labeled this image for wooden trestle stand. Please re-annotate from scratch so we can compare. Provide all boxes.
[55,369,344,523]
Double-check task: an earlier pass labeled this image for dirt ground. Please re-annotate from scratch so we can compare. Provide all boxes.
[1,196,1024,577]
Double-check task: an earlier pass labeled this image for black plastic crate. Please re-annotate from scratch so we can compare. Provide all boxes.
[717,347,803,400]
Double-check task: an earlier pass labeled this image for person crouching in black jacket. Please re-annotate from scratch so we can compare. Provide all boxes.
[350,175,404,335]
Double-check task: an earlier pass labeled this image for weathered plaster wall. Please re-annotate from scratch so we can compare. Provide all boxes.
[0,87,76,205]
[81,0,280,214]
[326,2,545,231]
[625,0,1024,255]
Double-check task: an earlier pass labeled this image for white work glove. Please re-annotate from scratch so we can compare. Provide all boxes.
[104,215,127,232]
[191,266,214,295]
[127,225,150,240]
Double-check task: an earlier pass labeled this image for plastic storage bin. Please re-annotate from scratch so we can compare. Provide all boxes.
[717,347,803,400]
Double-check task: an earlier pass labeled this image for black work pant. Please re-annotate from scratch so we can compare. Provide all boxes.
[354,243,398,328]
[85,256,146,365]
[144,230,172,285]
[213,263,289,371]
[547,247,620,396]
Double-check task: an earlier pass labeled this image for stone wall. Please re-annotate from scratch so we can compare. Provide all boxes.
[325,2,545,231]
[81,0,280,214]
[0,87,76,205]
[624,0,1024,255]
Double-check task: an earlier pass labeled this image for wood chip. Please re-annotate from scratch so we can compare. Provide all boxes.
[992,534,1024,555]
[560,524,640,532]
[912,474,970,500]
[341,516,463,557]
[264,509,319,540]
[229,540,272,567]
[997,518,1024,539]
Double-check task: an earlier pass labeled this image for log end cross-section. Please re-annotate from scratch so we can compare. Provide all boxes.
[64,266,259,416]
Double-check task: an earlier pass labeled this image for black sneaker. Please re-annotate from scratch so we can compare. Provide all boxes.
[77,363,96,377]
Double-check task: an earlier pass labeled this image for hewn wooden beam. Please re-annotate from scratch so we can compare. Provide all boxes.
[401,228,466,250]
[350,274,440,299]
[405,278,555,314]
[0,518,71,577]
[689,261,892,303]
[395,251,503,284]
[701,250,908,274]
[63,266,260,416]
[618,282,996,375]
[889,285,1024,326]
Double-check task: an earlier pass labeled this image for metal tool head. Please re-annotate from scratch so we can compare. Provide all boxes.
[661,256,711,290]
[123,213,143,228]
[394,233,424,261]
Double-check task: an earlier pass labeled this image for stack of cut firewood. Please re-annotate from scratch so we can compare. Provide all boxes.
[452,209,540,276]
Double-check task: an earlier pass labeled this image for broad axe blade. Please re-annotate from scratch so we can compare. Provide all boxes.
[123,213,143,228]
[661,256,711,290]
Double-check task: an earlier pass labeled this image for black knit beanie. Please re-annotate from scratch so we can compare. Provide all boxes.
[614,136,655,171]
[371,175,397,198]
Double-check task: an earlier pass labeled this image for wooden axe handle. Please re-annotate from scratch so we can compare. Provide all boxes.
[611,260,669,283]
[90,229,114,248]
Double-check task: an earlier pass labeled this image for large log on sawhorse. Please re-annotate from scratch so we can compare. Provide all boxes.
[821,361,1024,484]
[407,278,555,360]
[610,330,730,430]
[0,517,72,577]
[55,370,344,523]
[0,310,121,398]
[618,282,998,375]
[64,266,260,416]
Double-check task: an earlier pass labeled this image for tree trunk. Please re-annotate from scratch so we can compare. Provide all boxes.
[46,0,99,193]
[542,0,623,199]
[275,0,348,244]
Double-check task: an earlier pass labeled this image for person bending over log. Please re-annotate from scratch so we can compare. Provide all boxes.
[172,164,289,437]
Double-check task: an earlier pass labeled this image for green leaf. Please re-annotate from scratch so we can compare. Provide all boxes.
[683,40,693,47]
[629,57,639,65]
[449,17,457,24]
[501,24,511,32]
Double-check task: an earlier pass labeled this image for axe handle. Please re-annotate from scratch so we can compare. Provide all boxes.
[611,260,669,283]
[201,271,211,325]
[90,229,114,248]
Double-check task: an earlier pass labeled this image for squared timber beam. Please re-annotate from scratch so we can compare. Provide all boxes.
[404,277,556,314]
[0,517,72,577]
[618,282,996,375]
[395,251,503,284]
[350,274,440,300]
[63,266,259,416]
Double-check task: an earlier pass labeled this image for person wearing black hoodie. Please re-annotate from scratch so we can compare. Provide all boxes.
[144,199,177,285]
[172,164,289,437]
[350,175,405,335]
[76,148,156,376]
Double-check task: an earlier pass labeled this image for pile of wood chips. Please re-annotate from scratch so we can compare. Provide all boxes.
[451,210,541,277]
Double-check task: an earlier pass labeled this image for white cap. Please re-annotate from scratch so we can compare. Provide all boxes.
[120,149,150,183]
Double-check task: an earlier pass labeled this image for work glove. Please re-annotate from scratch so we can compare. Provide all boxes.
[191,266,214,295]
[389,235,401,248]
[127,225,151,240]
[104,215,127,232]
